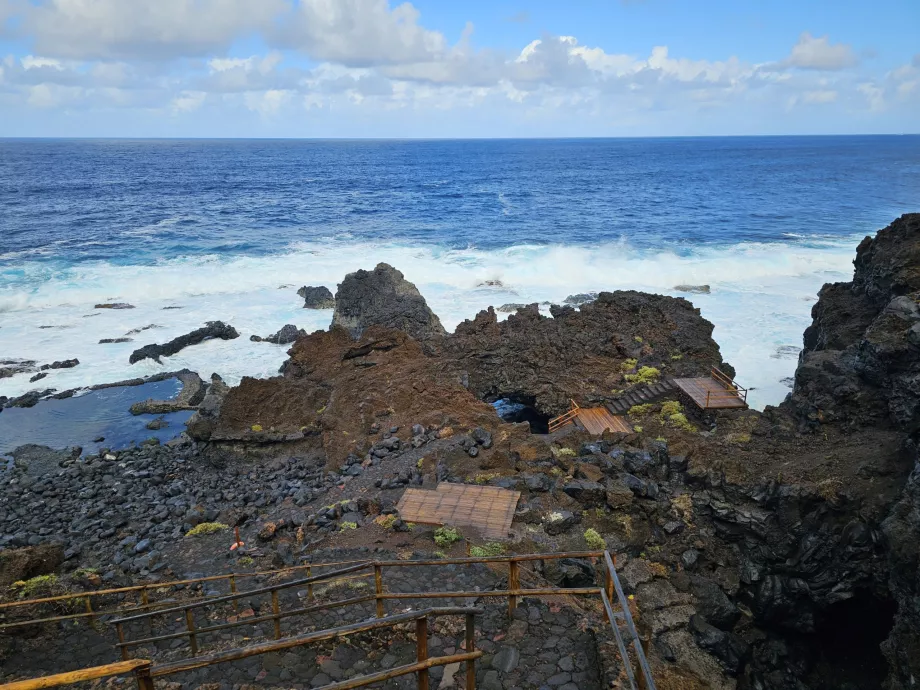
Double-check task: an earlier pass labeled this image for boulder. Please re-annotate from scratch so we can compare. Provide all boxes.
[688,614,748,674]
[544,510,576,535]
[563,293,598,306]
[0,545,64,589]
[40,359,79,371]
[331,263,446,341]
[185,373,230,441]
[298,285,335,309]
[94,303,135,309]
[129,321,240,365]
[0,359,37,379]
[690,576,741,631]
[674,285,711,294]
[562,479,606,506]
[543,558,595,587]
[254,324,307,345]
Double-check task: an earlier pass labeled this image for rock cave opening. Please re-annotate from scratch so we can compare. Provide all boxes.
[490,395,552,434]
[804,589,897,689]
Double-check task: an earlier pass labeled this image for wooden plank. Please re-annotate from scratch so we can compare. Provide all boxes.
[573,407,632,436]
[397,485,520,538]
[0,661,151,690]
[674,377,747,410]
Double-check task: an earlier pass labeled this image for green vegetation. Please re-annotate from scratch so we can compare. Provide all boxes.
[416,458,424,469]
[374,514,398,530]
[470,542,506,558]
[250,424,263,432]
[474,472,499,484]
[73,568,99,578]
[667,413,698,433]
[434,526,462,548]
[584,528,606,550]
[185,522,229,537]
[670,353,683,361]
[620,358,638,372]
[316,406,326,414]
[634,336,644,344]
[552,447,576,458]
[633,425,643,433]
[624,366,660,385]
[660,400,682,417]
[10,575,58,599]
[339,521,358,531]
[434,550,448,559]
[238,556,255,567]
[627,403,653,416]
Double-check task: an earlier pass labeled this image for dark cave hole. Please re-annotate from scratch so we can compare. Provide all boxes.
[489,395,552,434]
[806,590,897,690]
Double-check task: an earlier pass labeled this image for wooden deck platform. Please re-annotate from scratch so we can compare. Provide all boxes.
[396,483,521,538]
[674,376,747,410]
[548,404,632,436]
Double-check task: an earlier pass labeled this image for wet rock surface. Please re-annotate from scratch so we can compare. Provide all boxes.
[129,321,240,365]
[298,285,335,309]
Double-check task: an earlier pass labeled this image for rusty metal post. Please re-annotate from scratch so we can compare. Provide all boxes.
[374,564,384,618]
[465,612,476,690]
[306,566,314,601]
[116,622,129,661]
[140,587,150,613]
[84,596,96,628]
[229,574,238,613]
[184,608,198,656]
[271,589,282,640]
[508,560,519,617]
[416,615,430,690]
[604,553,614,603]
[134,665,155,690]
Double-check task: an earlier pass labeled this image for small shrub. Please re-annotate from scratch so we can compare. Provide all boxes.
[649,562,668,578]
[620,358,638,372]
[434,550,448,559]
[186,522,229,537]
[73,568,99,578]
[584,528,606,550]
[628,403,653,416]
[612,514,632,537]
[667,413,697,433]
[347,580,369,590]
[634,336,644,344]
[250,424,263,432]
[11,575,58,599]
[316,406,326,414]
[553,447,576,458]
[470,542,506,558]
[670,353,683,361]
[339,521,358,531]
[374,514,398,530]
[633,425,643,433]
[625,367,660,385]
[729,432,752,444]
[238,556,255,567]
[660,400,683,417]
[416,458,424,469]
[434,526,462,548]
[474,473,498,485]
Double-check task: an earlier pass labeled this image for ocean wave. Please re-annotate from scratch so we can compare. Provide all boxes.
[0,236,862,407]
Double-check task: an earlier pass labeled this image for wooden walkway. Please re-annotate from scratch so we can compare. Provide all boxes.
[674,367,748,410]
[548,402,632,436]
[396,484,520,539]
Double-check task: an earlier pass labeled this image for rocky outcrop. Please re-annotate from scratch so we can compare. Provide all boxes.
[298,286,335,309]
[784,214,920,433]
[129,370,207,415]
[40,359,79,371]
[0,360,37,379]
[185,374,230,442]
[129,322,240,365]
[250,324,306,345]
[444,292,730,415]
[331,263,446,341]
[94,303,135,310]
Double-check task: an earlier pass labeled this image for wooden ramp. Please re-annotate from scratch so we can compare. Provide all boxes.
[548,401,632,436]
[675,366,748,410]
[576,407,633,435]
[396,483,521,539]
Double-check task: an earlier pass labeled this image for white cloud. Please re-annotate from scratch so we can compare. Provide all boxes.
[20,0,286,60]
[783,32,857,71]
[802,89,837,103]
[271,0,449,67]
[171,90,206,113]
[21,55,66,70]
[244,88,290,115]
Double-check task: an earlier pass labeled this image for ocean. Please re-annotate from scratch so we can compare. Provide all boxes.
[1,136,918,410]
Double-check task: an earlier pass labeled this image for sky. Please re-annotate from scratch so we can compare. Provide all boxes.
[0,0,917,138]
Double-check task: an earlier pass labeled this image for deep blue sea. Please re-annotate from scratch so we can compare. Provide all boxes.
[1,136,919,412]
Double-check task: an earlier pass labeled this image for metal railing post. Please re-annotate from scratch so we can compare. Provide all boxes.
[84,597,95,628]
[184,608,198,656]
[417,615,430,690]
[374,564,385,618]
[508,560,519,617]
[116,622,129,661]
[465,612,476,690]
[134,664,155,690]
[306,566,314,601]
[271,589,282,640]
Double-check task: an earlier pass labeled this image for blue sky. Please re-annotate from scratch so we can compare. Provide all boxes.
[0,0,917,137]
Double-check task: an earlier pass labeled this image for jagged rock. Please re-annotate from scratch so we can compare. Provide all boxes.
[605,478,634,508]
[688,614,748,674]
[523,473,553,492]
[690,576,740,631]
[543,558,595,588]
[40,359,79,371]
[674,285,711,294]
[94,303,135,309]
[496,303,528,313]
[544,510,576,536]
[298,285,335,309]
[129,322,239,364]
[5,390,56,409]
[0,545,64,588]
[562,479,606,506]
[130,371,206,415]
[99,338,133,344]
[0,359,37,379]
[254,324,306,345]
[29,372,47,383]
[563,293,598,306]
[185,374,230,441]
[146,417,169,430]
[331,263,446,341]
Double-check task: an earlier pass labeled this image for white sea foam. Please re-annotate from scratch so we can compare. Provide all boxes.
[0,237,862,408]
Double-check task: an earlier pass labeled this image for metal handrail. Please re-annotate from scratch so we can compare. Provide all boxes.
[604,551,656,689]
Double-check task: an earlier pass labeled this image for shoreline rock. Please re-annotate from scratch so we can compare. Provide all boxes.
[129,321,239,365]
[298,285,335,309]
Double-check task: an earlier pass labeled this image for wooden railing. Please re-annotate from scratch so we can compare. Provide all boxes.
[148,607,481,690]
[704,366,748,408]
[0,660,153,690]
[109,551,655,690]
[6,551,656,690]
[548,399,580,433]
[0,558,372,632]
